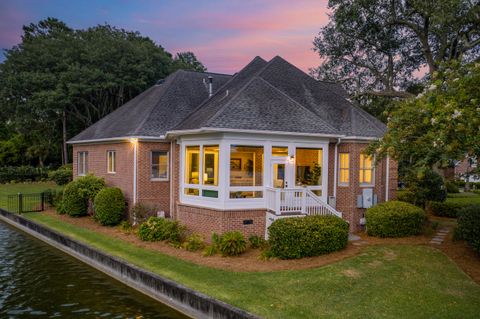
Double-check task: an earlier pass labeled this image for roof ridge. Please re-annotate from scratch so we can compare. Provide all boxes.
[178,69,232,77]
[254,76,339,133]
[172,56,268,130]
[131,71,180,136]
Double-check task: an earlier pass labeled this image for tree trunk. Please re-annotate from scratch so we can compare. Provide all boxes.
[62,109,68,165]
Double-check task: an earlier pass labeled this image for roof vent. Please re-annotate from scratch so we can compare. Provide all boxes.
[208,76,213,98]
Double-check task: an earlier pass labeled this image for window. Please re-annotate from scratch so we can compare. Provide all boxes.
[107,151,116,173]
[77,151,88,176]
[339,153,350,185]
[295,148,323,186]
[359,154,374,185]
[184,145,220,198]
[151,151,168,180]
[229,145,264,199]
[185,146,200,185]
[203,145,219,186]
[272,146,288,157]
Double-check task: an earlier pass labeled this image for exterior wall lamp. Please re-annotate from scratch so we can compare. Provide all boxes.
[288,155,295,164]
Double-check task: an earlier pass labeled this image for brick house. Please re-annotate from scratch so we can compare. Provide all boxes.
[69,56,397,238]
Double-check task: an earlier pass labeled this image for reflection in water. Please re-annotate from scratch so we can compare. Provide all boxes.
[0,221,187,318]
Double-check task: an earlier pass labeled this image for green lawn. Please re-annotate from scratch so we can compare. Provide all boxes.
[0,182,62,209]
[446,192,480,205]
[23,212,480,319]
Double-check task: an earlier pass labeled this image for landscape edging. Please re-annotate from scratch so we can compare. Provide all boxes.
[0,209,261,319]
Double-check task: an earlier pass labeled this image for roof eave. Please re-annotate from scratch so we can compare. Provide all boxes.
[67,135,166,145]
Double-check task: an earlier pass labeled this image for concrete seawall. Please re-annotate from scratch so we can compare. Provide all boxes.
[0,209,261,319]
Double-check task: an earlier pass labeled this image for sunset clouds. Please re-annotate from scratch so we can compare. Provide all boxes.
[0,0,330,73]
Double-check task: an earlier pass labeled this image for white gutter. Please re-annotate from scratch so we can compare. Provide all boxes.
[385,155,390,201]
[67,135,166,145]
[333,138,342,199]
[132,139,138,205]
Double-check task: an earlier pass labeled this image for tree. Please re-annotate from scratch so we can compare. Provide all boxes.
[368,61,480,175]
[312,0,480,106]
[170,52,207,72]
[0,18,207,166]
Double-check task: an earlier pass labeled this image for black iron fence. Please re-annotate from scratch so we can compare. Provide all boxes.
[6,191,54,214]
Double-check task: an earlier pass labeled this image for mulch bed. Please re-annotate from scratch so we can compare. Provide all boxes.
[41,210,480,279]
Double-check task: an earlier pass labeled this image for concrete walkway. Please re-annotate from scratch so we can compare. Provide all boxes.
[429,227,451,245]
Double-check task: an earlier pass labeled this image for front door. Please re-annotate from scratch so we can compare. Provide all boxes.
[271,158,293,189]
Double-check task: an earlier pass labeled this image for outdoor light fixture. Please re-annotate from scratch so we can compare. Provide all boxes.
[129,138,138,144]
[288,155,295,164]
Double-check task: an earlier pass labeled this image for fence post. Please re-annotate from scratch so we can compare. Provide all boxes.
[41,192,45,211]
[18,193,23,214]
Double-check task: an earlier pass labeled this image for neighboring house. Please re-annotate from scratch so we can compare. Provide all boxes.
[455,156,479,183]
[69,56,397,237]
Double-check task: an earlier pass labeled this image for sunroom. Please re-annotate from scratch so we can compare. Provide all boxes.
[178,133,334,214]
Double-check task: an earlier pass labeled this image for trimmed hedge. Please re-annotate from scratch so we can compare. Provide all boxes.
[93,187,125,226]
[0,166,49,183]
[445,181,460,193]
[366,201,426,237]
[456,205,480,254]
[138,217,185,243]
[63,175,105,217]
[268,215,349,259]
[48,165,73,185]
[427,201,467,218]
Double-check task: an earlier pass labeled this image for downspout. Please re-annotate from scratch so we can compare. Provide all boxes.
[131,138,138,205]
[333,138,341,199]
[385,155,390,201]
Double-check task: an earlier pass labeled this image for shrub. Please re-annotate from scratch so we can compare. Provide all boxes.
[119,220,133,234]
[183,233,205,252]
[268,215,349,259]
[248,235,267,249]
[403,169,447,207]
[366,201,426,237]
[427,201,466,218]
[202,233,220,256]
[397,189,416,204]
[454,179,466,188]
[63,175,105,217]
[0,166,49,184]
[138,217,185,243]
[48,166,73,185]
[456,205,480,254]
[445,180,460,193]
[218,231,247,256]
[93,187,125,226]
[52,191,66,215]
[130,202,158,224]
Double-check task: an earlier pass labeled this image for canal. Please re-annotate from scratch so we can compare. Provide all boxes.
[0,220,187,318]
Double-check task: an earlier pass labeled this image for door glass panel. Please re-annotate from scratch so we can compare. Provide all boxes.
[273,163,285,188]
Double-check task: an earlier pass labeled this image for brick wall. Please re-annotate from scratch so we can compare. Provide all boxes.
[73,142,135,203]
[176,203,266,240]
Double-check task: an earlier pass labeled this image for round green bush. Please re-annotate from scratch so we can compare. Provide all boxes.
[138,217,185,243]
[93,187,125,226]
[63,175,105,217]
[365,201,426,237]
[445,181,460,194]
[268,215,349,259]
[457,205,480,254]
[48,167,73,185]
[218,231,247,256]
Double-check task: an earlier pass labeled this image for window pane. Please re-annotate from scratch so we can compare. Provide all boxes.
[230,145,264,187]
[184,188,199,196]
[152,151,168,179]
[360,154,373,184]
[185,146,200,184]
[272,146,288,157]
[296,148,322,186]
[107,151,116,173]
[203,145,219,186]
[202,189,218,198]
[229,191,263,199]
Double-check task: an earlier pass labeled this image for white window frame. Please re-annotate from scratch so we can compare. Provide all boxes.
[77,151,88,176]
[107,150,116,174]
[151,151,169,181]
[359,153,375,186]
[338,153,350,186]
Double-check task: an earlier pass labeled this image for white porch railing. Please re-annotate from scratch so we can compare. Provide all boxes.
[265,187,342,218]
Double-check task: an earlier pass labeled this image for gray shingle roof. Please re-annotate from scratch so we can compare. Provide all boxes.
[70,55,386,143]
[69,70,231,142]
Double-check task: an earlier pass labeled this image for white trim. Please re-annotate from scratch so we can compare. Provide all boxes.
[150,150,169,181]
[169,141,174,216]
[132,142,138,205]
[107,150,116,174]
[385,155,390,201]
[68,136,166,145]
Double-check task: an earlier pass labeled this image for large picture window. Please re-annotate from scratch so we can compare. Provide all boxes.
[151,151,168,180]
[77,151,88,176]
[229,145,264,199]
[295,148,322,186]
[339,153,349,185]
[185,146,200,185]
[359,154,374,185]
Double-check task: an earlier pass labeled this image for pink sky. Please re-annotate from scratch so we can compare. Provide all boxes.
[0,0,330,74]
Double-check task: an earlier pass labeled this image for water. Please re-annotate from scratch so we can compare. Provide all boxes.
[0,221,187,318]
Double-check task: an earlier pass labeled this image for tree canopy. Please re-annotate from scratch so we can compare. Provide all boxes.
[0,18,206,166]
